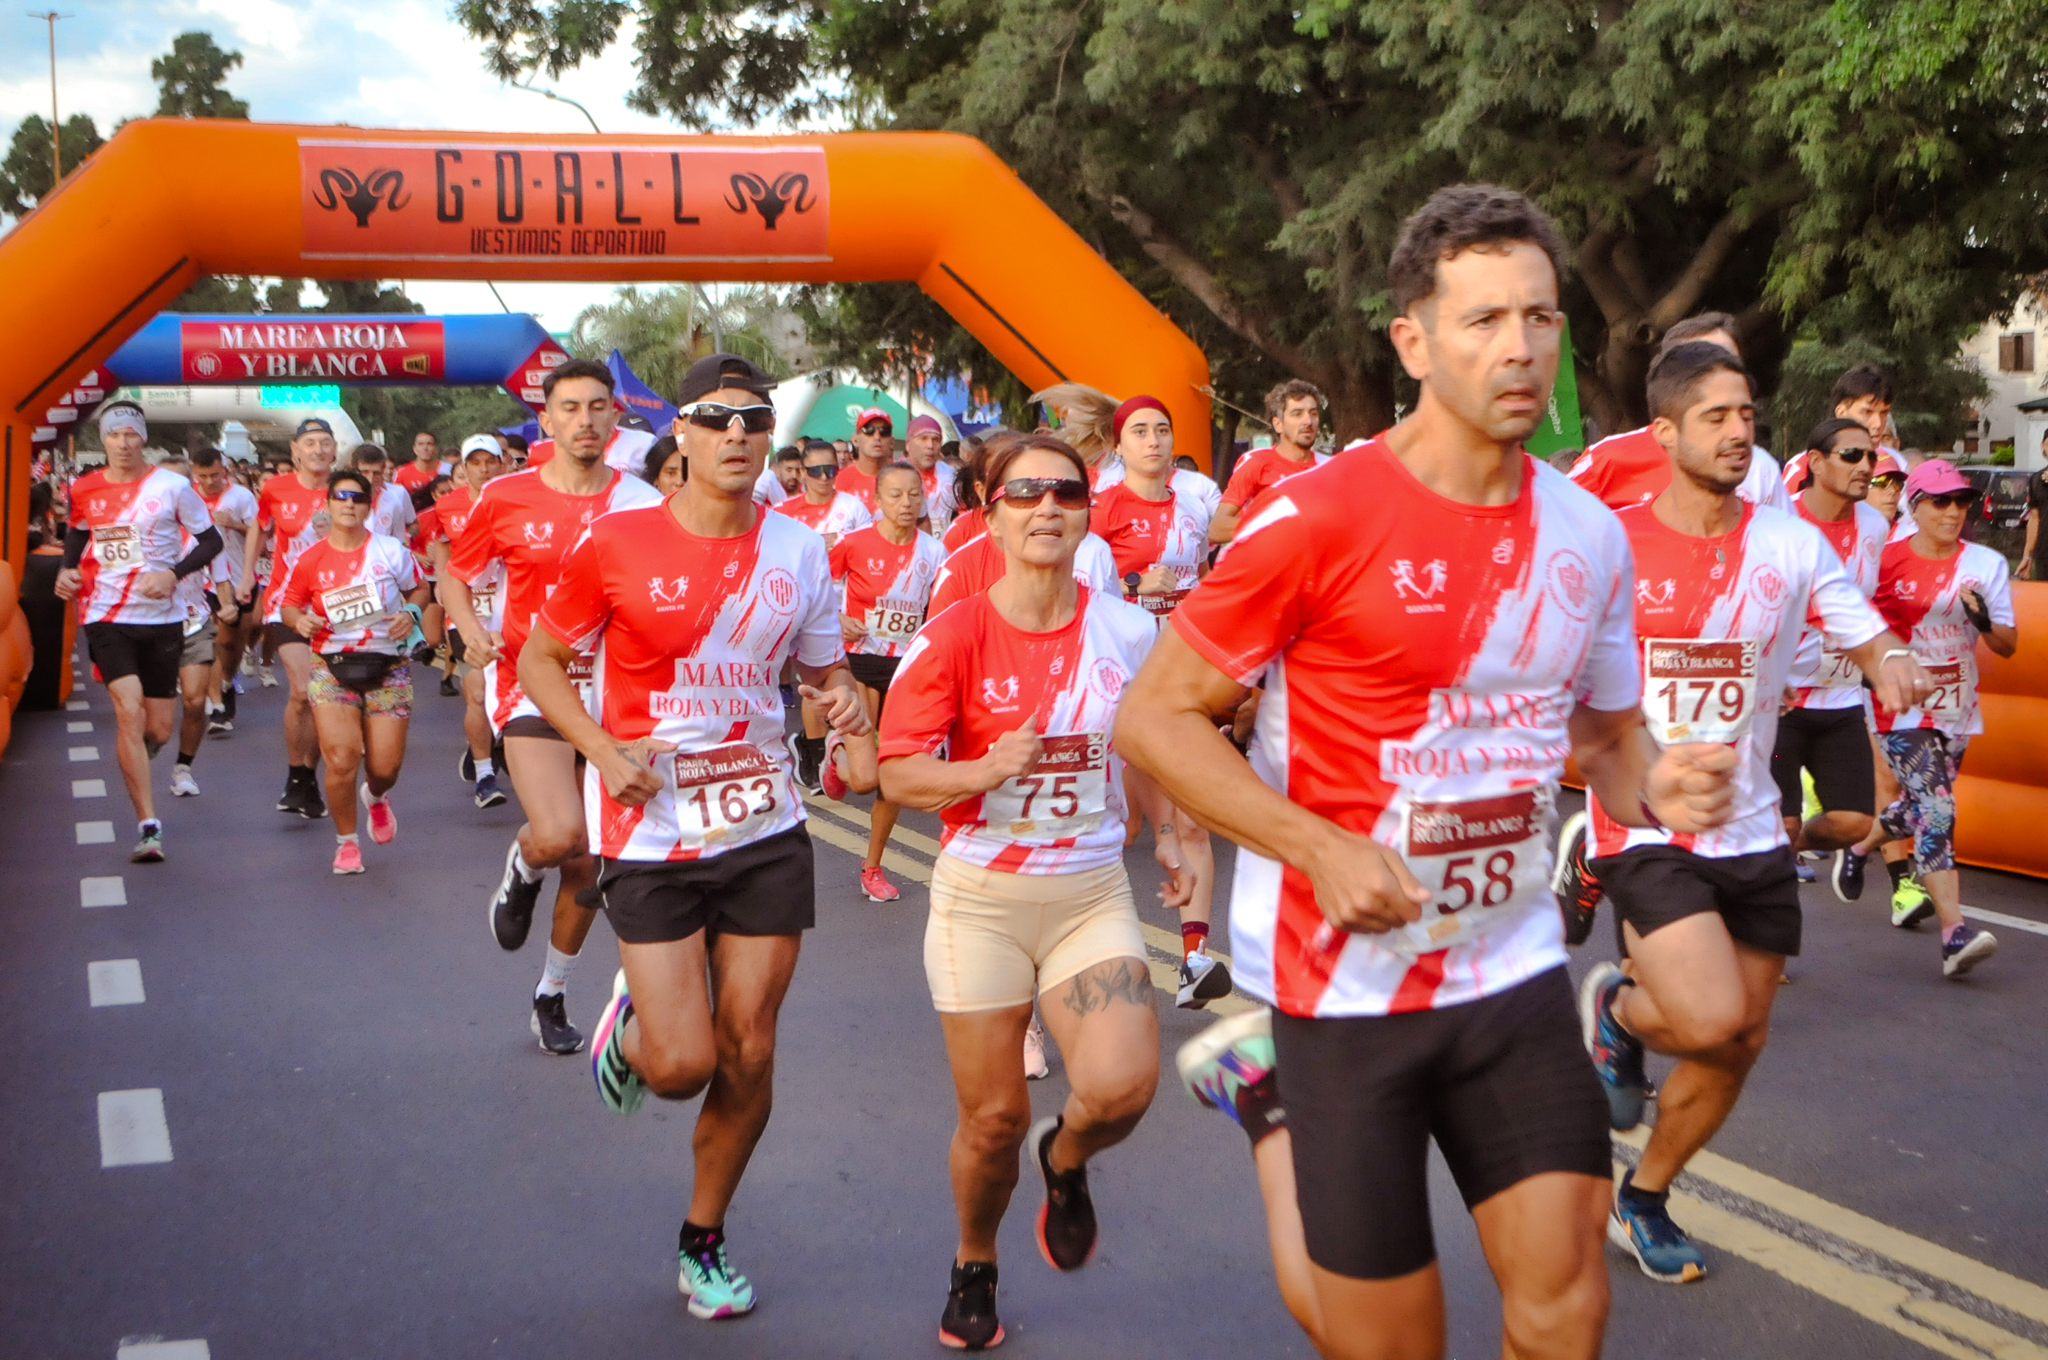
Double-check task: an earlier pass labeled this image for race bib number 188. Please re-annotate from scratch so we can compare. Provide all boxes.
[1644,638,1759,744]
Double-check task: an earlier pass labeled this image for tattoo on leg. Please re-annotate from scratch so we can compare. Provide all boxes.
[1060,959,1153,1016]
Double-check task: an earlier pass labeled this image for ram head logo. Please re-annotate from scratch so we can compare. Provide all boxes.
[724,171,816,230]
[312,167,409,227]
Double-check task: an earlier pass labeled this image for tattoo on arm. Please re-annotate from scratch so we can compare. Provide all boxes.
[1058,959,1154,1016]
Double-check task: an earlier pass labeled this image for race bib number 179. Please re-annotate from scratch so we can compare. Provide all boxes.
[1644,639,1759,744]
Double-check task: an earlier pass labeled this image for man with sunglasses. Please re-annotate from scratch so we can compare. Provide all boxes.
[774,436,875,791]
[1770,418,1892,906]
[839,407,897,513]
[444,359,663,1055]
[521,350,867,1324]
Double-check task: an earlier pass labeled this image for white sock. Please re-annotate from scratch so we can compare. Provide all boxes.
[536,944,578,998]
[512,843,544,884]
[474,756,494,779]
[336,831,358,845]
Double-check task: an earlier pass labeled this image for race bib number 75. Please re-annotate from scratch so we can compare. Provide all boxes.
[982,733,1109,840]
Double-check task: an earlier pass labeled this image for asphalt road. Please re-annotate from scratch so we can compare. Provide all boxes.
[5,660,2047,1359]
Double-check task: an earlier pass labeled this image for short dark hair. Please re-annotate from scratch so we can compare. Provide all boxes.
[801,438,835,460]
[876,462,923,494]
[984,432,1090,497]
[1830,363,1893,407]
[1660,312,1740,356]
[190,446,223,469]
[1387,185,1568,316]
[1805,417,1871,457]
[1264,379,1324,423]
[328,467,372,498]
[352,442,389,467]
[1646,341,1753,422]
[773,444,802,464]
[413,430,438,443]
[541,358,615,400]
[501,433,529,454]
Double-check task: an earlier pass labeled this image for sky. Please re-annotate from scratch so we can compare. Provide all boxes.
[0,1,730,331]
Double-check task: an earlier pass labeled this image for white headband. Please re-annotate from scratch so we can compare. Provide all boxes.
[98,406,148,441]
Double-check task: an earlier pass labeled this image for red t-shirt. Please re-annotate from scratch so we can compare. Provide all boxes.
[772,491,872,543]
[256,472,332,621]
[829,526,948,657]
[836,461,881,513]
[67,468,214,627]
[1221,445,1327,511]
[942,507,986,553]
[524,427,659,474]
[1089,481,1210,615]
[279,534,420,654]
[394,459,442,493]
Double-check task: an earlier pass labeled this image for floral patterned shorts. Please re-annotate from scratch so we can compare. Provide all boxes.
[310,656,413,720]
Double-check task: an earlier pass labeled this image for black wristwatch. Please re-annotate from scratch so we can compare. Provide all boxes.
[1122,571,1143,596]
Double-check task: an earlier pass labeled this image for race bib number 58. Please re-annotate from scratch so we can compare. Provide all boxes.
[1644,639,1759,744]
[1387,789,1549,958]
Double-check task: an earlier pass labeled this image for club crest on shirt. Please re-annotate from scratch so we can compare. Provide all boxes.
[761,567,798,612]
[1091,659,1128,701]
[1748,565,1787,606]
[1545,550,1595,621]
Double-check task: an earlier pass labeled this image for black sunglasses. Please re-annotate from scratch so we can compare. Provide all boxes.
[994,477,1090,510]
[1824,447,1875,464]
[1919,492,1972,510]
[803,463,838,479]
[329,488,370,504]
[682,402,776,434]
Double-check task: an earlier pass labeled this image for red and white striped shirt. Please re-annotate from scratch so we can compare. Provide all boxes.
[67,468,214,627]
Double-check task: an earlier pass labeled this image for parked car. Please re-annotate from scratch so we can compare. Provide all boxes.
[1956,466,2029,564]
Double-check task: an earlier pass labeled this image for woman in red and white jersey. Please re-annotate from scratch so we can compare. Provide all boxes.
[279,468,422,875]
[825,463,946,902]
[1087,396,1231,1007]
[926,433,1120,616]
[941,440,991,553]
[771,438,872,545]
[879,433,1175,1348]
[1869,459,2018,972]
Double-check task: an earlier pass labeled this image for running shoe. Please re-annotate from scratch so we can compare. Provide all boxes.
[1609,1171,1706,1283]
[473,773,506,809]
[1941,923,1998,979]
[1552,811,1603,947]
[859,864,900,902]
[1028,1115,1098,1271]
[939,1261,1004,1351]
[259,664,278,688]
[1831,847,1866,903]
[821,734,848,800]
[1800,768,1822,826]
[365,793,397,845]
[332,839,364,875]
[488,841,543,951]
[1890,875,1935,930]
[239,652,257,677]
[1579,962,1647,1131]
[131,823,165,863]
[1175,1006,1284,1142]
[1795,857,1816,884]
[795,739,823,795]
[1176,950,1233,1009]
[207,715,233,734]
[459,748,476,783]
[276,773,301,813]
[169,765,200,798]
[1023,1015,1050,1081]
[439,673,459,697]
[531,991,586,1055]
[677,1230,755,1320]
[591,968,645,1115]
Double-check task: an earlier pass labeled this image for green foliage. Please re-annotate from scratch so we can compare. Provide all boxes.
[1768,296,1989,455]
[0,113,104,215]
[151,31,250,119]
[568,284,795,397]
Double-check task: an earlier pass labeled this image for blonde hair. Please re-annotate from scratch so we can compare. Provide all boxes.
[1029,382,1118,462]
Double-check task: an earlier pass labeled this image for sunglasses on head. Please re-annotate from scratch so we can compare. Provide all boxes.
[1919,492,1972,510]
[330,488,370,504]
[682,402,776,434]
[994,476,1090,510]
[803,463,838,479]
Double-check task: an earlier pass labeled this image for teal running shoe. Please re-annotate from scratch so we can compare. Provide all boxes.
[678,1230,756,1319]
[590,969,645,1115]
[1579,963,1647,1131]
[1175,1006,1285,1145]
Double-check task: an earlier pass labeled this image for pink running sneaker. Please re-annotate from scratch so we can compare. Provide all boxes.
[821,731,848,800]
[859,863,900,902]
[366,794,398,845]
[332,840,365,875]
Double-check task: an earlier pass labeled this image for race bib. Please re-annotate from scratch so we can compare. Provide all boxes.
[1815,647,1862,690]
[182,600,209,637]
[1138,588,1191,617]
[673,742,784,852]
[566,653,596,707]
[864,599,924,646]
[1644,639,1759,744]
[94,525,141,569]
[471,584,499,626]
[255,554,273,579]
[321,581,383,630]
[1381,789,1551,958]
[982,733,1110,840]
[1919,661,1968,722]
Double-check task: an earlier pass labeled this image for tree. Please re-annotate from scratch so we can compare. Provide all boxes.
[0,113,103,216]
[569,284,797,398]
[152,31,250,119]
[459,0,2048,443]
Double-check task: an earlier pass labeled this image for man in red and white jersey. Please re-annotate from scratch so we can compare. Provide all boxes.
[1574,344,1926,1286]
[771,437,872,547]
[902,413,959,533]
[826,463,947,901]
[393,431,447,493]
[1124,187,1737,1360]
[353,443,419,543]
[1567,312,1790,514]
[443,358,663,1056]
[836,407,896,512]
[1210,379,1328,544]
[1767,418,1891,903]
[520,355,867,1323]
[1868,458,2018,976]
[164,454,240,799]
[244,417,341,820]
[423,435,510,807]
[189,446,258,734]
[56,401,223,861]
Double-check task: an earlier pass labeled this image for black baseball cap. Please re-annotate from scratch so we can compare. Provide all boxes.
[676,353,777,406]
[294,417,334,438]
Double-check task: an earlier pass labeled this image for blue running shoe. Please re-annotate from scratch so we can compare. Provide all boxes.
[678,1227,756,1319]
[1941,923,1998,979]
[591,968,645,1115]
[1578,963,1647,1131]
[1174,1006,1286,1145]
[1609,1171,1707,1283]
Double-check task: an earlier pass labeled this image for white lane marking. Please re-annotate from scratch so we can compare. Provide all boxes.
[98,1089,173,1167]
[117,1342,209,1360]
[1962,905,2048,938]
[77,822,116,845]
[67,720,93,733]
[65,698,87,711]
[69,746,99,762]
[73,780,107,799]
[81,877,127,908]
[88,960,146,1007]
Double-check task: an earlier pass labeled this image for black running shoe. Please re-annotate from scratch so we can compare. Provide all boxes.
[459,748,477,784]
[440,673,459,697]
[939,1261,1004,1351]
[531,991,586,1054]
[297,778,327,820]
[795,738,823,795]
[489,841,543,951]
[1553,810,1603,947]
[276,771,301,813]
[1028,1115,1097,1271]
[1831,847,1866,903]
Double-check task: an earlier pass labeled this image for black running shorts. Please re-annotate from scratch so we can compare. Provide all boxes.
[598,825,817,944]
[847,652,902,719]
[1769,706,1875,819]
[83,622,184,699]
[1592,843,1802,958]
[1273,966,1611,1280]
[264,619,310,653]
[501,714,566,741]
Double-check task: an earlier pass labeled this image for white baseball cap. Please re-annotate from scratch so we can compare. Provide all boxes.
[460,434,505,460]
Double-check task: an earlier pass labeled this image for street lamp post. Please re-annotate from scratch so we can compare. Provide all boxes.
[28,11,71,181]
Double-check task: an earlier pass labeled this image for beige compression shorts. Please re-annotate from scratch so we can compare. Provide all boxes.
[924,852,1148,1014]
